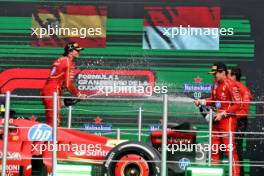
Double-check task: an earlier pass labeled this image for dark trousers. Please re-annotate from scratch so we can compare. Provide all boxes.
[235,118,248,176]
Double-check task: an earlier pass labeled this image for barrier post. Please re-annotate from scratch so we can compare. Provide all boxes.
[117,128,121,142]
[67,106,72,128]
[138,107,143,142]
[161,94,168,176]
[1,91,11,176]
[52,92,58,176]
[229,131,233,176]
[208,109,213,166]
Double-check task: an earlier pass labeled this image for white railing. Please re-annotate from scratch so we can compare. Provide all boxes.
[0,92,264,176]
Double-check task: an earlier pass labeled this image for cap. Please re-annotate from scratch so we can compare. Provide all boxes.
[208,62,227,74]
[64,42,84,52]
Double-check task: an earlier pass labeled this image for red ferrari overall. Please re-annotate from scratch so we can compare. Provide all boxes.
[206,78,241,176]
[235,81,252,176]
[236,81,252,118]
[42,56,79,126]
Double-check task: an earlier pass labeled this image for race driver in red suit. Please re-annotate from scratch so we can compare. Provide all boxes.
[42,42,87,126]
[194,62,241,176]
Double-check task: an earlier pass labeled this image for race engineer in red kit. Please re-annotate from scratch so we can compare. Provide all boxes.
[228,67,252,176]
[42,42,87,126]
[228,67,252,118]
[194,62,241,176]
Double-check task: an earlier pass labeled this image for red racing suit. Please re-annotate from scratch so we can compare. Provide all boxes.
[236,81,252,118]
[235,82,252,176]
[205,77,241,176]
[41,56,79,126]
